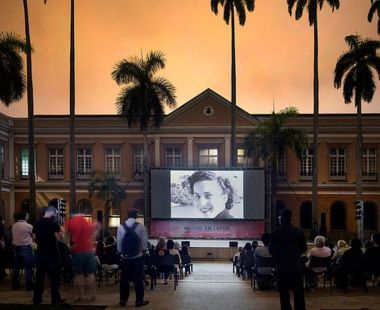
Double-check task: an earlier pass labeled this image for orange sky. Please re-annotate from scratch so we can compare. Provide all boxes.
[0,0,379,117]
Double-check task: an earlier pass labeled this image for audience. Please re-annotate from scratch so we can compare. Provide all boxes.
[364,233,380,286]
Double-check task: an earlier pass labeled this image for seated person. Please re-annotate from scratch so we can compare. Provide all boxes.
[334,238,364,289]
[307,235,331,273]
[239,243,254,278]
[167,239,182,272]
[254,233,273,275]
[100,235,119,274]
[332,239,348,263]
[179,245,192,274]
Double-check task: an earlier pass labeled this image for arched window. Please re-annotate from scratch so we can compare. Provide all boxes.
[275,200,286,227]
[108,205,121,228]
[300,201,312,229]
[74,199,92,218]
[330,201,346,230]
[364,201,377,231]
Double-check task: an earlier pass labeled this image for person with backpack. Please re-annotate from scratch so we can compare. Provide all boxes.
[116,208,149,307]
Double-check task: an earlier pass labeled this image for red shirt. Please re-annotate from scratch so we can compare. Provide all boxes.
[66,215,94,253]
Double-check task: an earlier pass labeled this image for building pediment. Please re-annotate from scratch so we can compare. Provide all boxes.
[163,89,258,127]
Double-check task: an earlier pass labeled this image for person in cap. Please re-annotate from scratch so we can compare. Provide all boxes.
[33,206,65,305]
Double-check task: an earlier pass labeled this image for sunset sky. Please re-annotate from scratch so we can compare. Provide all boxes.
[1,0,379,117]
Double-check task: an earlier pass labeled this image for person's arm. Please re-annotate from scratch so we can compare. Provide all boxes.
[116,225,123,253]
[140,225,148,252]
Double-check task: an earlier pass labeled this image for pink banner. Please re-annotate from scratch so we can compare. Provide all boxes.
[150,220,265,239]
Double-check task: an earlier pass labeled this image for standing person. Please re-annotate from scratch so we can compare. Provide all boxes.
[0,216,6,282]
[117,208,149,307]
[66,213,97,302]
[269,208,307,310]
[32,206,64,305]
[11,210,34,290]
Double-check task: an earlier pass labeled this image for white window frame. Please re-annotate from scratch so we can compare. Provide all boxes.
[105,147,121,174]
[20,147,36,179]
[299,148,313,179]
[165,147,182,168]
[133,146,144,177]
[363,147,377,181]
[237,148,252,168]
[77,147,93,178]
[48,147,64,179]
[199,148,218,168]
[277,153,286,176]
[329,147,347,180]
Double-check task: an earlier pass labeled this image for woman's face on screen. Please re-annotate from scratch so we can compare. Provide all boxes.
[193,180,228,217]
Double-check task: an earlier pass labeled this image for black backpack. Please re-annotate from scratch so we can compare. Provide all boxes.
[121,222,140,258]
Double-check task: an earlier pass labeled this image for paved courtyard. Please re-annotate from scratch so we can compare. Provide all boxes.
[0,262,379,310]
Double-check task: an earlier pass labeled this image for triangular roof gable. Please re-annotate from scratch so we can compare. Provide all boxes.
[164,88,257,127]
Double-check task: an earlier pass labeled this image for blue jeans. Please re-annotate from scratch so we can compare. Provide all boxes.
[12,245,34,289]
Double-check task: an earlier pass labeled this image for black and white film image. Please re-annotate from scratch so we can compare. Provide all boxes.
[170,170,244,219]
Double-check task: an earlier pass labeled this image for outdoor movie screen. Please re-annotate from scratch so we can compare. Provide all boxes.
[151,169,265,220]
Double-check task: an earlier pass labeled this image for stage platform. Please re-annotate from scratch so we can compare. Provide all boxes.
[148,239,256,260]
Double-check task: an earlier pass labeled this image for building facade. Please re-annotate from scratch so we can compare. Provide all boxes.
[0,89,379,240]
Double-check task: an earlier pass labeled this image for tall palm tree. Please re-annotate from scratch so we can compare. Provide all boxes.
[334,35,380,204]
[112,50,176,220]
[211,0,255,167]
[287,0,340,231]
[43,0,75,215]
[69,0,76,218]
[22,0,36,221]
[244,107,308,231]
[0,32,28,211]
[88,171,126,233]
[368,0,380,35]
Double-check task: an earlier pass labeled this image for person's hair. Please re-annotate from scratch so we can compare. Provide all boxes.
[243,242,252,251]
[174,241,181,250]
[44,206,57,217]
[337,240,347,248]
[14,210,27,221]
[371,233,380,245]
[156,237,166,250]
[167,239,175,250]
[105,235,116,246]
[127,208,138,219]
[350,237,362,249]
[188,171,234,210]
[280,208,292,224]
[261,233,271,246]
[314,235,325,248]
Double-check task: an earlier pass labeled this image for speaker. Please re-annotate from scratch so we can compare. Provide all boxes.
[181,241,190,247]
[229,241,238,248]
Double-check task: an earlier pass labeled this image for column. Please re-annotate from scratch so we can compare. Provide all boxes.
[8,120,15,223]
[154,137,160,167]
[224,137,230,168]
[187,137,193,168]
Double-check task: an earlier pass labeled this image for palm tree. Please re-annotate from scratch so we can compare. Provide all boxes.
[244,107,308,231]
[287,0,340,231]
[334,35,380,204]
[368,0,380,35]
[88,171,126,233]
[112,50,176,220]
[0,32,27,106]
[210,0,255,167]
[0,32,28,210]
[22,0,36,221]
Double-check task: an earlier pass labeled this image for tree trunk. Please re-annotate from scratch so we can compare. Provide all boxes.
[311,11,320,236]
[23,0,36,222]
[230,6,237,167]
[143,130,149,226]
[69,0,76,214]
[355,92,363,201]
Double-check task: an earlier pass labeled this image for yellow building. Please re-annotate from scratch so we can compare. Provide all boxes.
[0,89,379,240]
